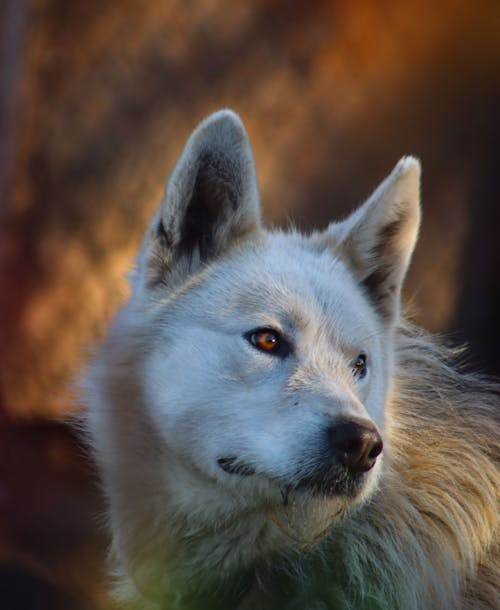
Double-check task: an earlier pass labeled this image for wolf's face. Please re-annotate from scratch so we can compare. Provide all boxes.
[143,239,388,506]
[113,111,420,525]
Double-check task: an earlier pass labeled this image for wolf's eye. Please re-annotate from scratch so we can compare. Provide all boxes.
[352,353,367,379]
[245,328,290,358]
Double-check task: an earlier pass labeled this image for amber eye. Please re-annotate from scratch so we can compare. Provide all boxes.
[251,330,279,351]
[352,353,368,379]
[245,328,290,358]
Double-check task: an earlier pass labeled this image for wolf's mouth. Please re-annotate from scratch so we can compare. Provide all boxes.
[217,454,376,501]
[295,466,364,498]
[218,457,256,476]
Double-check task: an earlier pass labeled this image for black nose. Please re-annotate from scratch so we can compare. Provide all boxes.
[329,421,383,473]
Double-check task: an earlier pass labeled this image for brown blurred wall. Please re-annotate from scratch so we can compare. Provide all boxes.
[0,0,499,607]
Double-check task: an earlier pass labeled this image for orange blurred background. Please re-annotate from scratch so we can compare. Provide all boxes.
[1,1,499,608]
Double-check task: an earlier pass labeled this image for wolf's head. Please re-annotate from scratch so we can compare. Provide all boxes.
[88,111,420,588]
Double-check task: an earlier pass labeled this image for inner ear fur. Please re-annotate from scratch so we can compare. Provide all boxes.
[323,157,421,322]
[143,110,261,287]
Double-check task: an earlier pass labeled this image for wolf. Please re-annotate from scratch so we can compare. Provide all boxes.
[84,110,499,610]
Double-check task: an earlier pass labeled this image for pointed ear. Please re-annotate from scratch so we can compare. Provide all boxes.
[141,110,261,287]
[324,157,421,322]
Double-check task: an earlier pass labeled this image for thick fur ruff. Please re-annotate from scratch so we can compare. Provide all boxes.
[83,111,499,610]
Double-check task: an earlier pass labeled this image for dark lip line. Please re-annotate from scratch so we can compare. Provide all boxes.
[217,457,256,476]
[217,456,377,500]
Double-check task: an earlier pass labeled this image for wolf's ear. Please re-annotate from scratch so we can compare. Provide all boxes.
[141,110,261,287]
[324,157,421,322]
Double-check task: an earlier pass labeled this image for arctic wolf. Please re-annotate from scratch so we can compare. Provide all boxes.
[85,111,499,610]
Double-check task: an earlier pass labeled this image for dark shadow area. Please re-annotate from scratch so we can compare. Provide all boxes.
[0,564,90,610]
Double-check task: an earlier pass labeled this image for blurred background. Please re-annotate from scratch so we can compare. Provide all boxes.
[1,0,499,608]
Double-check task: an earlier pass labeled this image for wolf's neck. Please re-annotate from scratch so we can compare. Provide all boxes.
[118,450,458,610]
[121,474,352,606]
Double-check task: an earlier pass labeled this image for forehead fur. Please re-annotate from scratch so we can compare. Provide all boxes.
[159,230,382,351]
